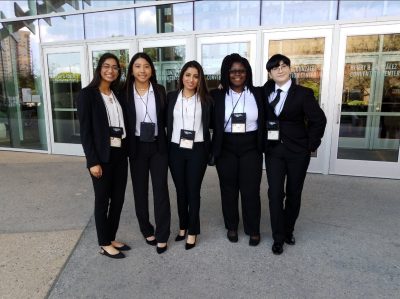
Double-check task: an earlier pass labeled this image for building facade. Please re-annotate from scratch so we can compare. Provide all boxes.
[0,0,400,179]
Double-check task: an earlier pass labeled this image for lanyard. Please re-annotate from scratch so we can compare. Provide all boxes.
[135,85,154,123]
[231,89,245,113]
[103,92,121,127]
[224,90,244,130]
[181,93,197,132]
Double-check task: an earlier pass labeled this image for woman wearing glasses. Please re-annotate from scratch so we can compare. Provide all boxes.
[77,53,129,259]
[211,53,264,246]
[122,52,170,254]
[166,61,212,250]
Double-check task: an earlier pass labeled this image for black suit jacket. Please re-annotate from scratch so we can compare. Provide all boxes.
[210,87,265,158]
[263,79,327,152]
[166,90,213,157]
[77,87,127,168]
[121,83,168,158]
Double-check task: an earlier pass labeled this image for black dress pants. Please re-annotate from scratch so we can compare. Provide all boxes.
[91,144,128,246]
[265,142,311,243]
[130,138,171,243]
[169,142,208,235]
[216,131,262,236]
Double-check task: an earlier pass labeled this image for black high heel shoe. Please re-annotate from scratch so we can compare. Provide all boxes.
[185,235,197,250]
[175,230,186,242]
[156,244,168,254]
[99,247,125,259]
[112,243,131,251]
[145,237,157,246]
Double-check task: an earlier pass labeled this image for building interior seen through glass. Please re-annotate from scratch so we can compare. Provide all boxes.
[339,34,400,162]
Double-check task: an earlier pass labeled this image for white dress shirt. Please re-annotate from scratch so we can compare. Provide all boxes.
[133,83,158,136]
[101,91,126,139]
[171,91,204,144]
[224,87,258,132]
[268,79,292,116]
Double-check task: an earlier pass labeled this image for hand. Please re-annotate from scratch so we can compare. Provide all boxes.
[89,165,102,178]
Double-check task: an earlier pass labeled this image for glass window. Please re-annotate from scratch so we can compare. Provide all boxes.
[36,0,81,14]
[195,1,260,31]
[136,3,193,35]
[338,33,400,162]
[0,21,47,150]
[82,1,134,9]
[143,46,185,92]
[85,9,135,39]
[339,0,400,20]
[262,1,337,25]
[39,15,84,42]
[91,49,130,85]
[0,1,36,18]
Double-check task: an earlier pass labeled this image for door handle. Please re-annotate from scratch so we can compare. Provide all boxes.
[336,104,341,124]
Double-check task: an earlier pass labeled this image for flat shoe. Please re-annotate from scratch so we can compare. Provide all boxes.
[113,244,131,251]
[227,230,238,243]
[99,248,125,259]
[249,235,260,246]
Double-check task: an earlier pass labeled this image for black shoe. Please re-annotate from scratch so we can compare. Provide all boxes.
[272,242,283,255]
[185,235,197,250]
[284,235,295,245]
[249,235,260,246]
[156,244,168,254]
[113,243,131,251]
[175,230,186,242]
[227,230,238,243]
[145,237,157,246]
[99,248,125,259]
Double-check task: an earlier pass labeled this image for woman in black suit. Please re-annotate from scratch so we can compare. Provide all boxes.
[77,53,129,259]
[166,61,212,250]
[211,53,264,246]
[122,52,170,254]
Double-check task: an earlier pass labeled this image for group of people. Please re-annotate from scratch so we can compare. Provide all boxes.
[77,51,326,259]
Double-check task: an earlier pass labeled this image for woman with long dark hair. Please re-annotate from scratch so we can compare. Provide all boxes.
[122,52,171,254]
[211,53,264,246]
[77,53,129,259]
[166,61,212,250]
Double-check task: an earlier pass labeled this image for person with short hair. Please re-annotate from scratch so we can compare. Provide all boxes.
[263,54,327,255]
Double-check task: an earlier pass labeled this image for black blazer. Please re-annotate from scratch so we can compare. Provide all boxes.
[166,90,213,156]
[210,87,265,158]
[263,79,327,152]
[121,83,168,158]
[77,86,127,168]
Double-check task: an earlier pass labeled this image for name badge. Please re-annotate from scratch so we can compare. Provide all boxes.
[266,121,279,141]
[140,122,155,142]
[109,126,123,147]
[231,113,246,133]
[179,129,195,149]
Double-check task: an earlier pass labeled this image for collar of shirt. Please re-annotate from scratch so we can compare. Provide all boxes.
[133,82,154,96]
[229,86,249,96]
[274,79,291,94]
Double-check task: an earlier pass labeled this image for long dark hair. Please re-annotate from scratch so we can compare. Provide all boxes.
[123,52,157,92]
[178,60,209,105]
[87,53,121,91]
[220,53,255,95]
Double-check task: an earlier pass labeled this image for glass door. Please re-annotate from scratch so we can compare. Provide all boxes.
[330,26,400,179]
[138,38,192,93]
[263,28,333,174]
[43,46,88,155]
[197,33,257,89]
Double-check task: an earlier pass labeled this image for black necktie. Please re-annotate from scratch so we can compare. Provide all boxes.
[270,89,282,109]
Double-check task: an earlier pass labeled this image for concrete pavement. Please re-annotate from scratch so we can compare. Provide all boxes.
[0,151,399,299]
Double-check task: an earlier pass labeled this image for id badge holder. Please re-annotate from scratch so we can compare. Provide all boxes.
[110,126,123,148]
[140,122,155,142]
[231,113,246,133]
[267,121,280,141]
[179,129,195,149]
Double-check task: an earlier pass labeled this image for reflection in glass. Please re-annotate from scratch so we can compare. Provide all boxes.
[47,53,81,144]
[201,42,250,90]
[92,49,129,86]
[339,0,400,20]
[262,1,336,25]
[0,1,35,18]
[36,0,81,13]
[338,34,400,162]
[39,15,84,42]
[85,9,135,39]
[136,3,192,35]
[195,1,260,31]
[143,46,185,92]
[83,1,133,9]
[0,20,47,150]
